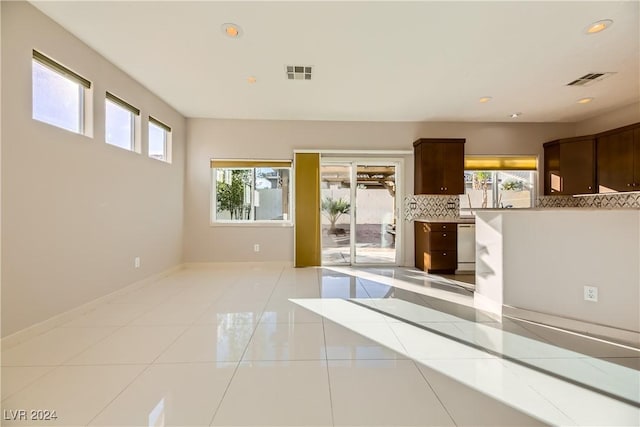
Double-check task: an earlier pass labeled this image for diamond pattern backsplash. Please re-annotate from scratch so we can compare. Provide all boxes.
[537,193,640,208]
[404,195,460,221]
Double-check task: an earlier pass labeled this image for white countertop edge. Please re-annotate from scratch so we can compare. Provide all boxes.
[413,217,476,223]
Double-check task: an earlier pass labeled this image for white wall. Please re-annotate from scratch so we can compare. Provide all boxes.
[476,209,640,333]
[574,101,640,135]
[185,119,574,264]
[1,2,186,337]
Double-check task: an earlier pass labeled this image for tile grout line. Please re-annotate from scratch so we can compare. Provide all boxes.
[84,271,250,426]
[318,267,336,427]
[347,298,640,409]
[207,265,286,426]
[494,357,580,426]
[412,360,459,427]
[321,315,336,427]
[83,289,209,425]
[84,362,153,426]
[0,366,56,403]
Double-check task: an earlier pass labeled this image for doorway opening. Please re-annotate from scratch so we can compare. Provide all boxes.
[320,159,401,265]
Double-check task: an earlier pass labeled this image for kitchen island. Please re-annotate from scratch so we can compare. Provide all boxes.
[475,208,640,345]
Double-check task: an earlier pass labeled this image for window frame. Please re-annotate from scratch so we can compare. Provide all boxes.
[148,116,171,163]
[31,50,92,135]
[104,92,140,152]
[461,169,537,211]
[210,160,293,226]
[460,156,538,212]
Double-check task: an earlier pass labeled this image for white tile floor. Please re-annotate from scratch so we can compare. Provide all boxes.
[1,263,639,426]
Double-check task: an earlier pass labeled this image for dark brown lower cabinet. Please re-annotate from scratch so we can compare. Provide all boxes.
[415,222,457,273]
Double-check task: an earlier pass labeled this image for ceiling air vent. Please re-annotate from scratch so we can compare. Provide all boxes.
[566,72,616,87]
[286,65,312,80]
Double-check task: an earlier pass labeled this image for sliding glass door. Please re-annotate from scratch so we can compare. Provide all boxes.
[320,163,352,264]
[320,159,400,265]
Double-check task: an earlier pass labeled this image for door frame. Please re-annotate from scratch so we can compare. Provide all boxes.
[320,156,404,266]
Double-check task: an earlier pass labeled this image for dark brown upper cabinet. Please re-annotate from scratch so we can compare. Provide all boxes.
[543,136,596,195]
[413,138,465,195]
[597,123,640,192]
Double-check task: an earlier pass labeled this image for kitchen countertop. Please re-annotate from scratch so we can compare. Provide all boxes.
[414,217,476,224]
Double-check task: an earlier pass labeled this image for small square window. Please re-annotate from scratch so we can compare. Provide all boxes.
[105,97,137,151]
[149,118,171,163]
[32,52,90,134]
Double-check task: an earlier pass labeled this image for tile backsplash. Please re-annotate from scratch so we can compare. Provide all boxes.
[537,193,640,209]
[404,193,640,221]
[404,195,460,221]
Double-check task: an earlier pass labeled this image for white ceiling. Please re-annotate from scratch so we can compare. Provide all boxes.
[31,1,640,123]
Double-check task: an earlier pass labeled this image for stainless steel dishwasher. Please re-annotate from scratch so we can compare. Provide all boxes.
[456,223,476,272]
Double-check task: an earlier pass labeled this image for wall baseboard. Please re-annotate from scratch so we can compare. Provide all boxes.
[1,264,184,350]
[503,305,640,348]
[183,261,294,269]
[473,292,502,318]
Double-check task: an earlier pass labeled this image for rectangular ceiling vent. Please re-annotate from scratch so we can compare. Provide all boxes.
[286,65,312,81]
[566,72,616,87]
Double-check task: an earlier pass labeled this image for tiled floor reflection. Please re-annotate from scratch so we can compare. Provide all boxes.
[1,263,639,426]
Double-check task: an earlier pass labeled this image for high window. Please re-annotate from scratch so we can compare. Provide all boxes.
[105,92,139,151]
[211,161,292,223]
[32,50,91,134]
[460,156,538,212]
[148,117,171,162]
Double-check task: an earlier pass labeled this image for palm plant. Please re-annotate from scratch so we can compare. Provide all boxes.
[321,197,350,233]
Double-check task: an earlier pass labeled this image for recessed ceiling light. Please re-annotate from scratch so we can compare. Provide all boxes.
[585,19,613,35]
[247,76,257,84]
[221,23,242,38]
[509,112,522,119]
[577,97,594,104]
[479,96,492,103]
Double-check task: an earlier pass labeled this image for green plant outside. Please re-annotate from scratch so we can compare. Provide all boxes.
[501,180,524,191]
[321,197,350,232]
[217,169,251,219]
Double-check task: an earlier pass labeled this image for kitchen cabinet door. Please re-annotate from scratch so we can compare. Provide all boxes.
[559,137,596,195]
[413,139,465,195]
[597,128,635,192]
[543,137,595,195]
[414,222,428,271]
[544,142,561,195]
[414,222,457,273]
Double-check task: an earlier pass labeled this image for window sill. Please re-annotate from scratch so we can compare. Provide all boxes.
[210,221,294,228]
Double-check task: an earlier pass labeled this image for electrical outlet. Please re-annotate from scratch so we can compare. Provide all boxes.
[254,244,260,252]
[584,286,598,302]
[134,257,141,268]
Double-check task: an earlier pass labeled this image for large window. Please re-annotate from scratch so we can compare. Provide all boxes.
[211,161,292,223]
[460,156,537,212]
[32,50,91,134]
[149,117,171,162]
[105,92,139,151]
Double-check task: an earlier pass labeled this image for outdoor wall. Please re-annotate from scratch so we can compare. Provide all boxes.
[320,188,394,225]
[574,101,640,135]
[185,119,574,264]
[1,2,186,337]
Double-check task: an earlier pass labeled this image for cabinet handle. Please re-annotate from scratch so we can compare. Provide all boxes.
[443,253,447,256]
[588,186,592,190]
[443,233,447,237]
[443,225,447,229]
[444,187,448,191]
[628,183,633,187]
